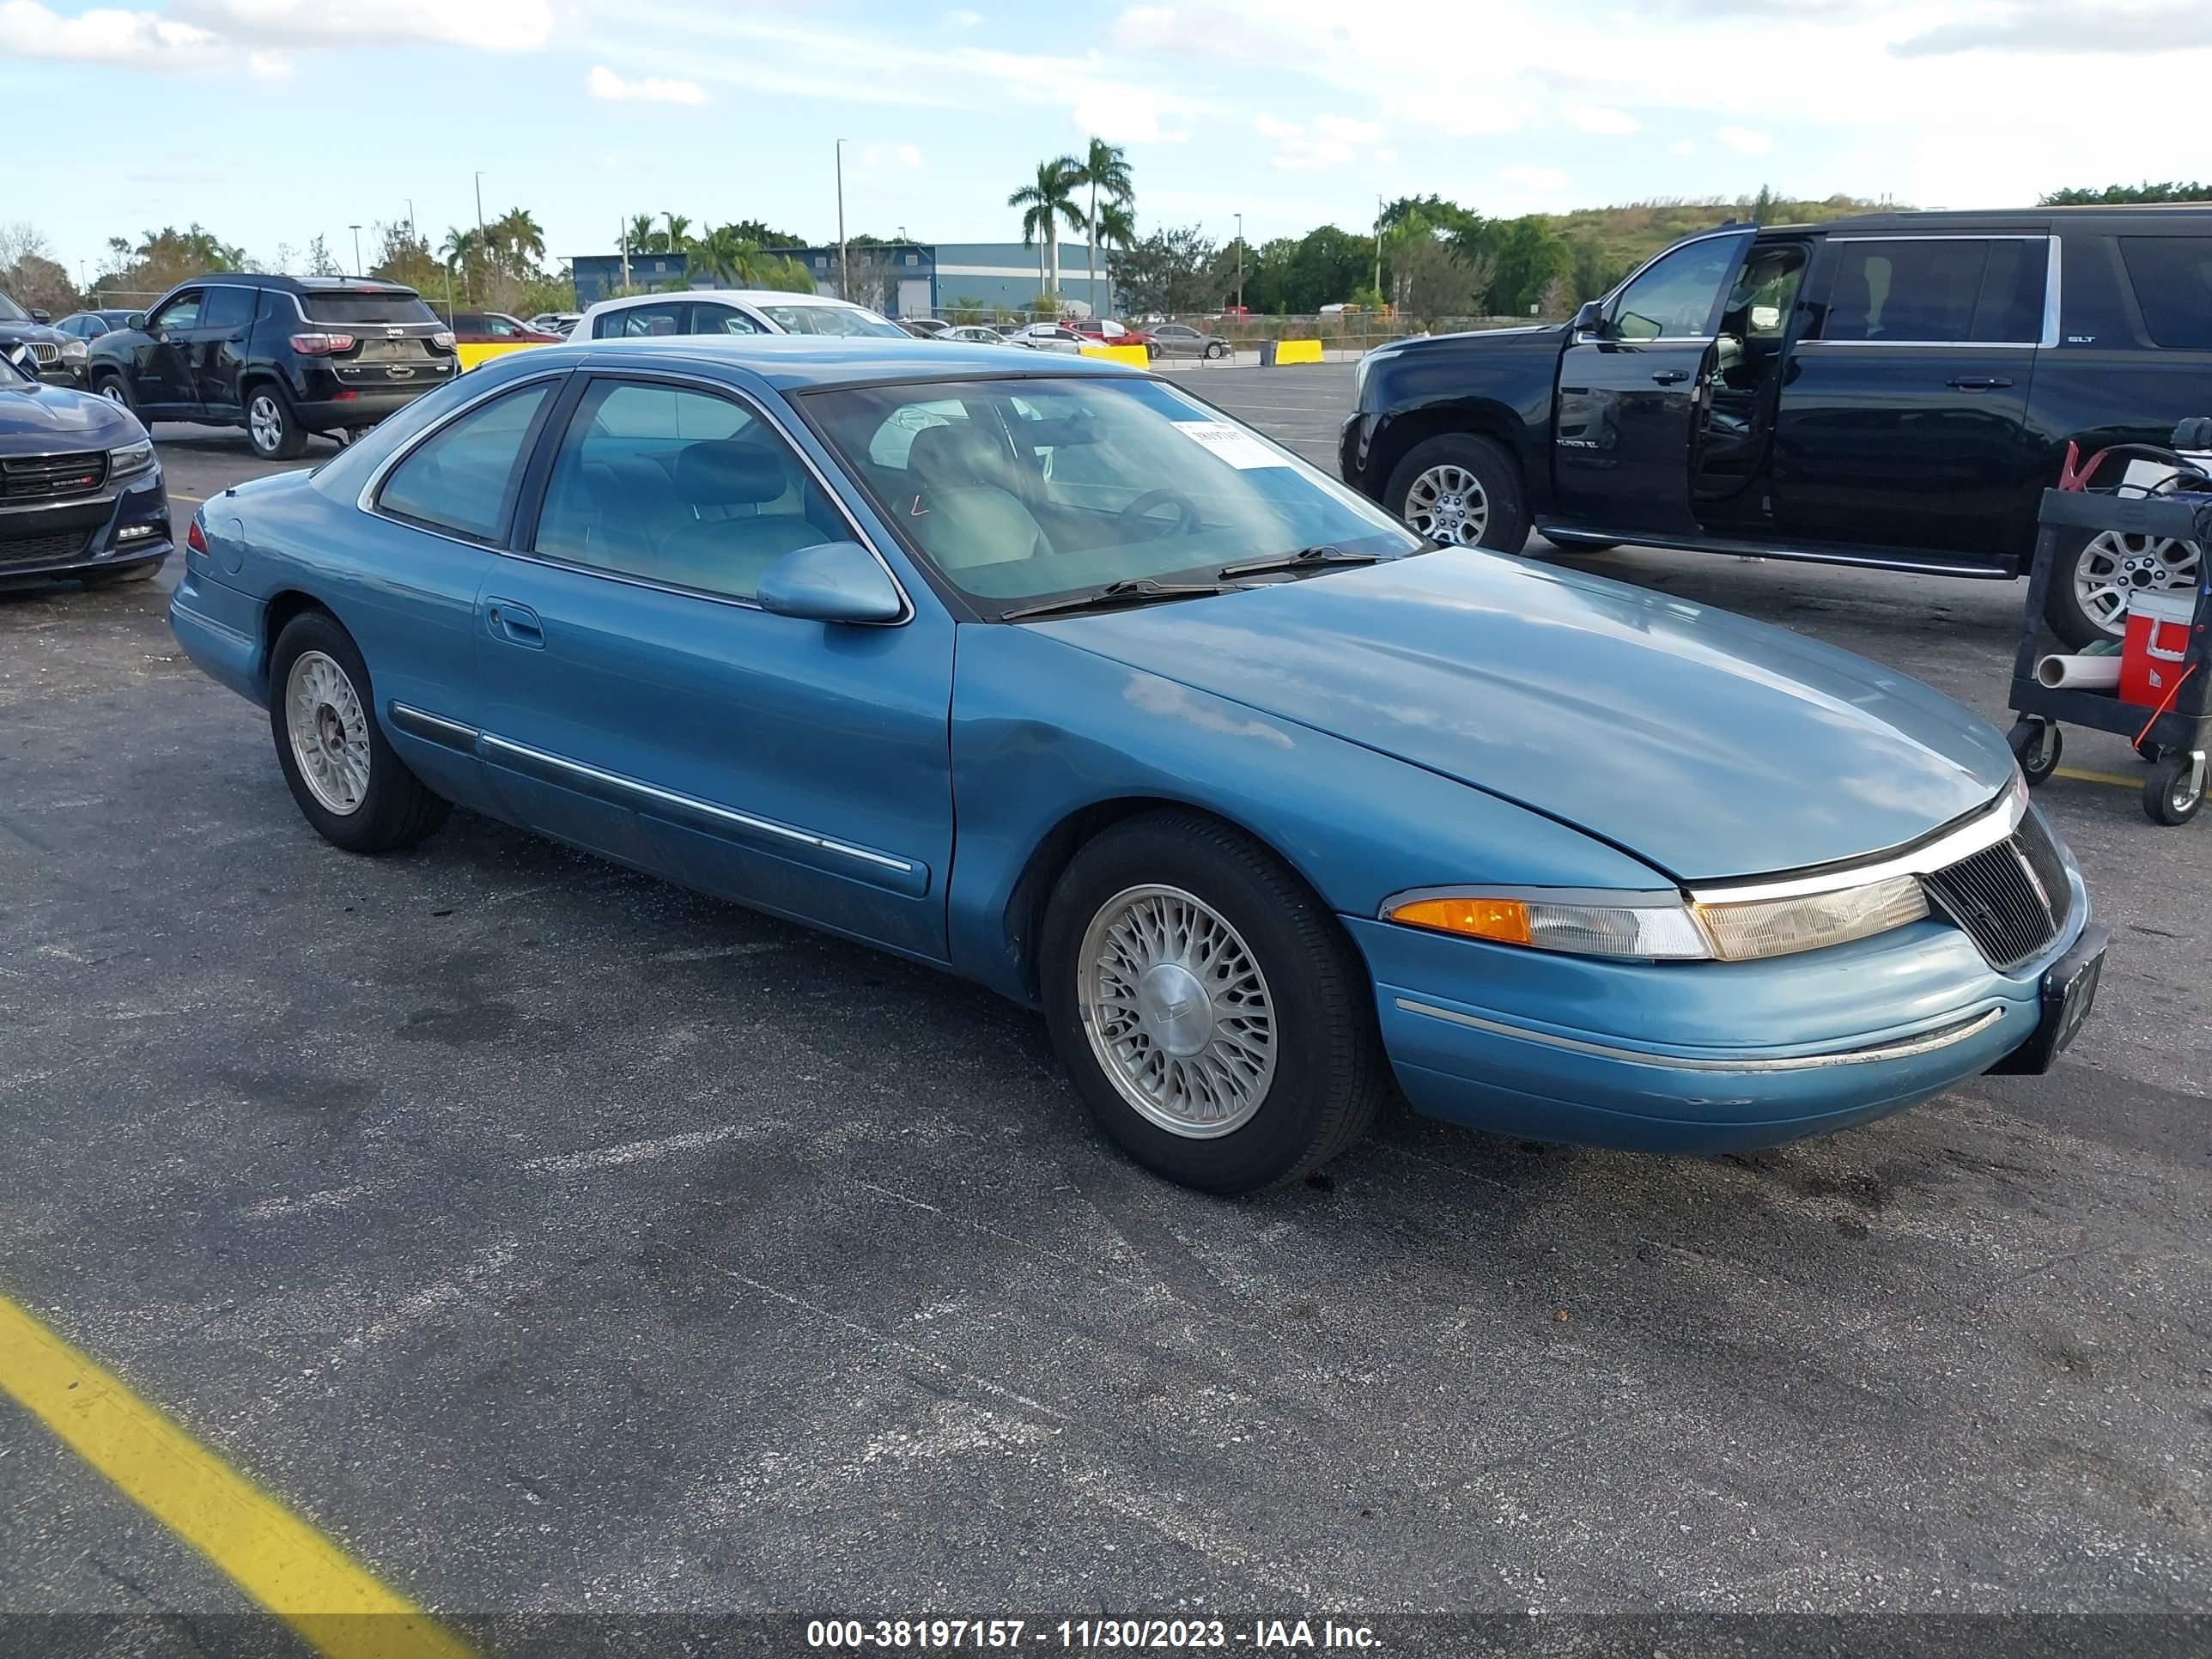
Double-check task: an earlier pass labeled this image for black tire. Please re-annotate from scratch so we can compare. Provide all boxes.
[245,380,308,461]
[1547,536,1620,554]
[1204,341,1226,360]
[267,610,450,854]
[1383,432,1529,553]
[1040,810,1389,1194]
[2143,751,2203,827]
[93,370,137,416]
[2007,718,2063,787]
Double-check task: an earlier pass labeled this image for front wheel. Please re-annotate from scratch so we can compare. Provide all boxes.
[268,611,451,854]
[1204,341,1226,360]
[246,384,308,460]
[94,371,136,415]
[2045,527,2202,648]
[1040,811,1389,1194]
[2144,750,2204,827]
[1384,433,1529,552]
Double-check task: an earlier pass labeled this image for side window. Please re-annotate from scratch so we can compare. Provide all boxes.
[376,381,555,543]
[485,315,517,337]
[1719,246,1808,341]
[694,304,763,336]
[2118,237,2212,349]
[1607,237,1746,341]
[200,288,256,332]
[599,301,688,338]
[532,380,834,601]
[1814,239,2041,343]
[151,291,204,332]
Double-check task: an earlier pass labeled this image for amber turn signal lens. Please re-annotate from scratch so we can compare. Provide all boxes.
[1386,896,1532,945]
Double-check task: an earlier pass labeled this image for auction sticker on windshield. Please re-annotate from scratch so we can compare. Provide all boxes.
[1172,421,1291,469]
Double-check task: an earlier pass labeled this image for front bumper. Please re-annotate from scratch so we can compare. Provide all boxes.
[1351,870,2093,1153]
[0,465,172,584]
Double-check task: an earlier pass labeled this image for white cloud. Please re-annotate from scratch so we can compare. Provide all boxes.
[0,1,219,67]
[1253,109,1385,170]
[179,0,553,52]
[1715,125,1772,153]
[1315,112,1382,144]
[1498,164,1570,192]
[1560,102,1638,135]
[859,142,926,170]
[1670,139,1697,155]
[1253,112,1299,140]
[586,64,707,104]
[943,5,983,23]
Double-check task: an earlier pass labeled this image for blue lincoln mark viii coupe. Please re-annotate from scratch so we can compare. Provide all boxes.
[167,338,2106,1194]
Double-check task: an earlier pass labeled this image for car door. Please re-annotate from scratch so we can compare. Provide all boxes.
[472,370,956,960]
[350,371,569,814]
[190,284,258,417]
[1769,234,2049,562]
[133,289,204,416]
[1550,230,1753,537]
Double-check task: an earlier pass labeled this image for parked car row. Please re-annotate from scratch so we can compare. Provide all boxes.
[0,346,170,588]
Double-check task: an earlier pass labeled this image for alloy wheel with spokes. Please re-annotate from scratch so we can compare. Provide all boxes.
[248,392,287,458]
[1079,884,1278,1139]
[285,650,372,816]
[2072,532,2200,638]
[97,379,131,409]
[1404,463,1491,546]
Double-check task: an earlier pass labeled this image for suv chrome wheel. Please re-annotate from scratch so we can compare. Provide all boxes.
[248,392,285,455]
[1078,884,1277,1139]
[2073,532,2199,637]
[285,650,371,815]
[97,380,130,408]
[1404,463,1490,545]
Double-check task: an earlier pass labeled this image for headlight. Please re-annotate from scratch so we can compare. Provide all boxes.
[1383,875,1930,963]
[62,337,88,361]
[108,438,155,477]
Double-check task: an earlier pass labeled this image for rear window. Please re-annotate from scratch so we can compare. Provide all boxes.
[302,290,439,325]
[2119,237,2212,349]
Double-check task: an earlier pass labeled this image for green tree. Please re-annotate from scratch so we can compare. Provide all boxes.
[1487,216,1571,317]
[0,223,78,316]
[1109,223,1221,316]
[488,207,546,275]
[1073,137,1135,316]
[368,222,441,292]
[626,214,665,255]
[662,213,694,252]
[2041,180,2212,204]
[1283,225,1370,313]
[1008,156,1085,299]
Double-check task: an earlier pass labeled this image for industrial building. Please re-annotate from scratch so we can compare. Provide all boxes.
[568,241,1115,320]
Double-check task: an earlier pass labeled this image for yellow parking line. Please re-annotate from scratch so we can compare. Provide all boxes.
[0,1291,471,1659]
[2053,766,2142,790]
[170,491,205,504]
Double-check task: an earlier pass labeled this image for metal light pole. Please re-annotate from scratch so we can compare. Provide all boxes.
[835,139,848,301]
[1234,212,1244,313]
[1374,194,1383,301]
[406,198,416,239]
[349,223,362,275]
[471,172,487,303]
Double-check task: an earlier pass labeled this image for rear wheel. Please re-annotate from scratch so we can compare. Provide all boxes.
[268,611,450,854]
[2045,527,2200,648]
[2143,750,2204,827]
[1040,811,1389,1194]
[2007,718,2063,787]
[246,383,307,461]
[1385,433,1529,552]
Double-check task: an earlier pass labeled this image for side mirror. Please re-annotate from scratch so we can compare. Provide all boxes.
[1571,300,1605,337]
[30,308,50,324]
[757,540,905,625]
[127,313,148,331]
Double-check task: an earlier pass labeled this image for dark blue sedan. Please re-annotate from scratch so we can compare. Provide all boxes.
[167,339,2102,1193]
[0,349,170,587]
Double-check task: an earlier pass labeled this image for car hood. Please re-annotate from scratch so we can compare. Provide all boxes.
[1035,551,2014,883]
[0,377,143,447]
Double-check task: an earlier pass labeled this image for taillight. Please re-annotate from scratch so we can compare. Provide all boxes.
[430,331,455,350]
[289,331,355,356]
[185,517,208,554]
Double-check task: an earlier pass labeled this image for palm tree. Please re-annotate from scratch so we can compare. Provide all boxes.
[1007,156,1085,301]
[626,213,662,256]
[1074,138,1134,316]
[489,207,544,275]
[692,224,771,287]
[663,213,694,252]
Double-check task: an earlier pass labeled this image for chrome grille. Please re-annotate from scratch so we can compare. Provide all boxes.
[27,341,58,364]
[1,451,107,501]
[1923,813,2069,973]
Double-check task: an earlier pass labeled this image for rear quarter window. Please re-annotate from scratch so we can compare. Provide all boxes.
[2118,237,2212,349]
[303,291,440,326]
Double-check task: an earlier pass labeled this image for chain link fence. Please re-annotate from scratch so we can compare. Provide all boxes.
[921,308,1553,367]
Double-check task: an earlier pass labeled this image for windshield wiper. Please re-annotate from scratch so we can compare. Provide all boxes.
[1216,544,1385,580]
[1000,578,1248,622]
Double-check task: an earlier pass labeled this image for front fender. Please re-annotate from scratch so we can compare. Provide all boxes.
[945,623,1666,1000]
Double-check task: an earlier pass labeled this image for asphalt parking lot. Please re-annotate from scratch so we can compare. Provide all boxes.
[3,365,2207,1641]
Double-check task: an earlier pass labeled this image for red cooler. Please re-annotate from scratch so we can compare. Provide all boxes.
[2119,589,2201,708]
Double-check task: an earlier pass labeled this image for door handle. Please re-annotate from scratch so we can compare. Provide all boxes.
[1946,376,2014,390]
[483,599,544,647]
[1650,369,1691,385]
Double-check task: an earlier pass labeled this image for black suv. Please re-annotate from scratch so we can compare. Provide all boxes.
[1341,207,2212,645]
[85,275,458,459]
[0,289,81,386]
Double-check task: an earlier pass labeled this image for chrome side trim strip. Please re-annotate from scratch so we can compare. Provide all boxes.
[386,702,478,753]
[476,732,918,877]
[1394,999,2007,1073]
[1688,776,2027,906]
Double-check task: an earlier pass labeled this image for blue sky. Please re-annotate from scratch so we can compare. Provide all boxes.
[5,0,2207,283]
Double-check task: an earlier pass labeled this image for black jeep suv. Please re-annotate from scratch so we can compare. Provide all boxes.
[1341,207,2212,645]
[85,275,457,460]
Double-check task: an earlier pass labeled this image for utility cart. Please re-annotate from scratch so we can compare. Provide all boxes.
[2008,485,2212,826]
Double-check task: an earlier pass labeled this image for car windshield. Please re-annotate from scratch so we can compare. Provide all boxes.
[0,293,29,323]
[757,304,908,338]
[301,290,439,325]
[805,374,1425,615]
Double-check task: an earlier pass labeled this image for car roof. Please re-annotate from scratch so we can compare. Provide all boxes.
[477,334,1138,390]
[1764,204,2212,239]
[584,289,878,313]
[179,272,422,295]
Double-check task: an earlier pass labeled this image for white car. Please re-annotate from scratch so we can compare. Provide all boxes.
[1006,323,1085,354]
[571,289,909,343]
[528,311,583,335]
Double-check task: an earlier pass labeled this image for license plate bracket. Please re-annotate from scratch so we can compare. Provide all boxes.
[1987,923,2108,1075]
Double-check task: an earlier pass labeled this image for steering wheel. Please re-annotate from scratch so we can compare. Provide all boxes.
[1114,489,1202,539]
